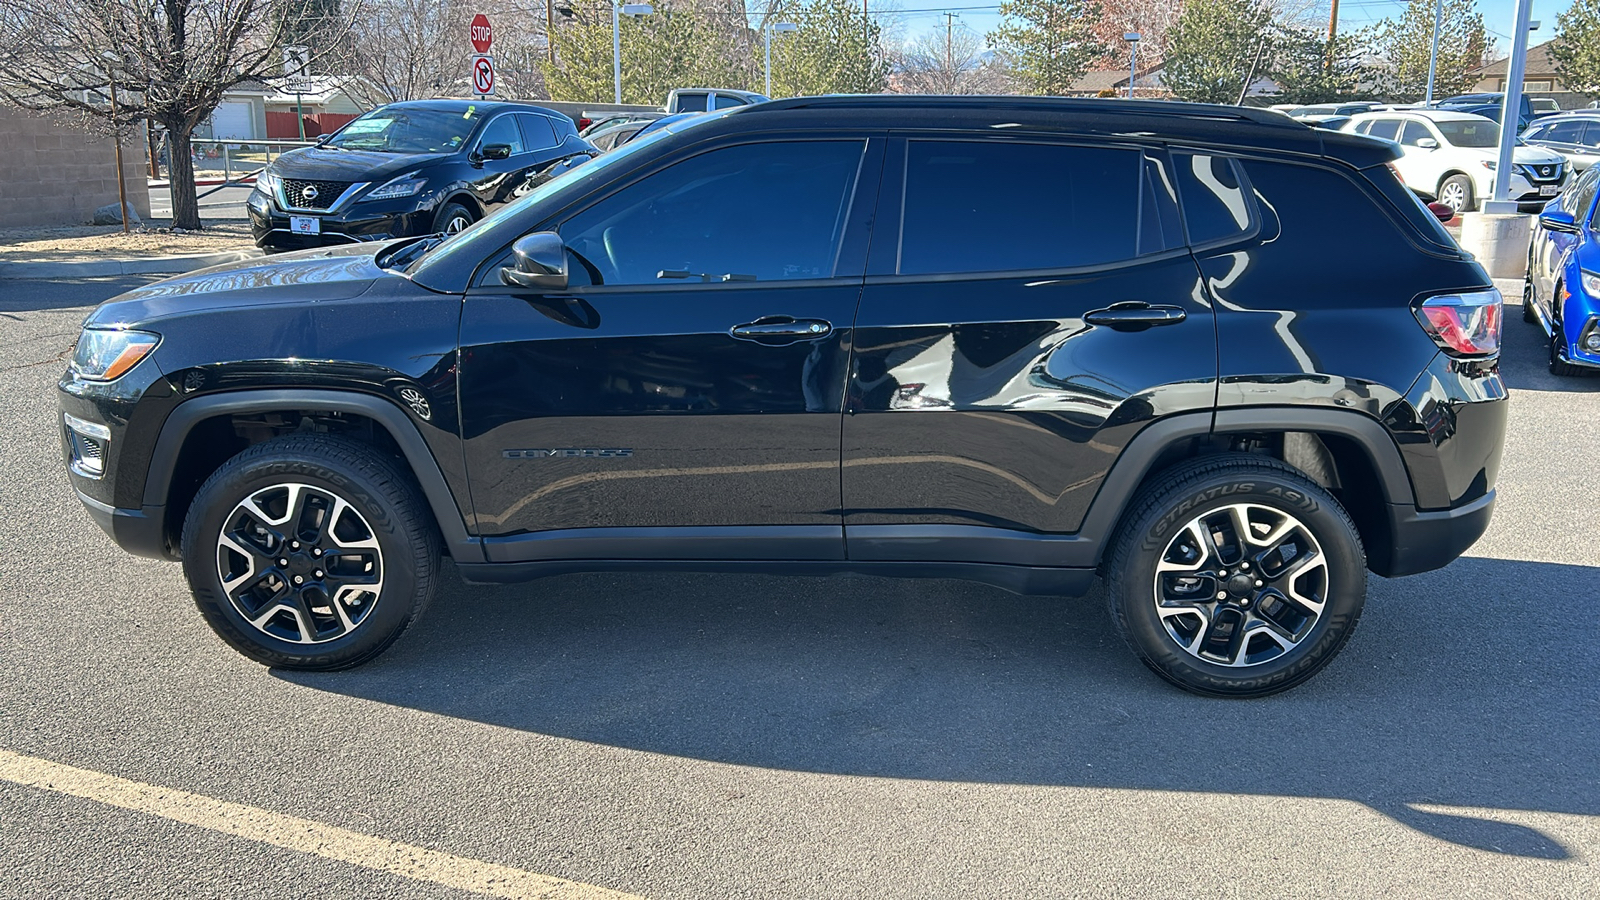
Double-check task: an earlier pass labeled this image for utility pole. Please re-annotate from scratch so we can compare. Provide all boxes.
[1327,0,1340,42]
[547,0,556,64]
[944,12,957,91]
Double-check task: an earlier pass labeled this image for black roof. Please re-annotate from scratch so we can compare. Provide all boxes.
[723,94,1398,168]
[380,98,566,117]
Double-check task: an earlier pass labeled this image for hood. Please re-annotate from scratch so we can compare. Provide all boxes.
[269,146,454,183]
[1458,144,1567,166]
[86,243,394,328]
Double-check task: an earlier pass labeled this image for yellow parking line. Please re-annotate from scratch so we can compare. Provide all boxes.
[0,749,644,900]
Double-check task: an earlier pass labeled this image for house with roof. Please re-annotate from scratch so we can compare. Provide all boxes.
[1471,40,1591,109]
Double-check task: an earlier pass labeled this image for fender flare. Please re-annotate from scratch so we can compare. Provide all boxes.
[143,389,482,562]
[1075,408,1416,567]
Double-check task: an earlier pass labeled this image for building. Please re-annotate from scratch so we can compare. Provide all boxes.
[1471,40,1591,109]
[194,77,384,143]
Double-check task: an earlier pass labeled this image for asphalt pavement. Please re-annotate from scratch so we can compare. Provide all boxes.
[1,276,1596,898]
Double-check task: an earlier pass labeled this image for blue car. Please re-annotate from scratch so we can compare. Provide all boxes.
[1526,165,1600,374]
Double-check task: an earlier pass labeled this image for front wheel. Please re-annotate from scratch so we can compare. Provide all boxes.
[1104,454,1367,698]
[435,202,475,236]
[181,434,440,670]
[1438,174,1476,214]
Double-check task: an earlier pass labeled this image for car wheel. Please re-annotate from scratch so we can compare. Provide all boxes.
[435,202,475,236]
[1104,454,1366,698]
[1548,291,1587,376]
[1438,174,1475,214]
[180,434,440,670]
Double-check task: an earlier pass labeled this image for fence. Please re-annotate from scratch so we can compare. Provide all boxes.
[264,111,360,141]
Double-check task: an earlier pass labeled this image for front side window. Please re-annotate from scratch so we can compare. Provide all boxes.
[1172,152,1254,246]
[477,116,524,155]
[1539,120,1585,144]
[897,140,1145,275]
[559,140,865,285]
[1435,120,1500,148]
[1400,120,1433,146]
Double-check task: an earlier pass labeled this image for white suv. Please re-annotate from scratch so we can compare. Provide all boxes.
[1342,109,1568,213]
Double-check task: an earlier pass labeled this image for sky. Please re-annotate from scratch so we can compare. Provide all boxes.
[889,0,1578,55]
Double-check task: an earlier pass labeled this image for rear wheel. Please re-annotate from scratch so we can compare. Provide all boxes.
[181,434,440,670]
[1104,454,1367,698]
[1438,174,1476,214]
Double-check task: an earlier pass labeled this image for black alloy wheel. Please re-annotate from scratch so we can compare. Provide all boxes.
[181,434,439,669]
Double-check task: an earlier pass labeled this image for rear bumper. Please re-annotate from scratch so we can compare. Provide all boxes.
[1376,490,1495,578]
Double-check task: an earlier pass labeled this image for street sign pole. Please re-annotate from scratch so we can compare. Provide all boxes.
[1487,0,1535,211]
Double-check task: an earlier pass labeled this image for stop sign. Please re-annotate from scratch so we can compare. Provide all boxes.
[470,14,493,53]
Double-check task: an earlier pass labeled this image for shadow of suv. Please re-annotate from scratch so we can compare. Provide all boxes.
[61,97,1506,697]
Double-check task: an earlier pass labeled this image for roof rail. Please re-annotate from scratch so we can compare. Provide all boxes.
[747,94,1303,128]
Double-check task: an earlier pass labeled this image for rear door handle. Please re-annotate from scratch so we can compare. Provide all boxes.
[1083,302,1188,331]
[729,316,833,344]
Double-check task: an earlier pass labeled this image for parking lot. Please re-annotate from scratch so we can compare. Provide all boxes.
[2,275,1597,897]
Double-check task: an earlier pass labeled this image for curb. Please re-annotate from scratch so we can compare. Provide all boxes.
[0,249,262,280]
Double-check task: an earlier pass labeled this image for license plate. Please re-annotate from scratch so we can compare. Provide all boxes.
[1540,184,1560,197]
[290,216,321,235]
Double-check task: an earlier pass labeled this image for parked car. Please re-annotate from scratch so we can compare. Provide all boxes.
[626,112,701,143]
[247,99,594,252]
[1298,114,1351,131]
[665,88,767,113]
[1520,111,1600,172]
[1288,102,1380,118]
[61,96,1505,697]
[1343,108,1568,212]
[578,112,663,139]
[1524,165,1600,375]
[1531,97,1562,115]
[583,114,664,152]
[1434,92,1553,130]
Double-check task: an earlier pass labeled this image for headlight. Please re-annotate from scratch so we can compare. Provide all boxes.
[1481,160,1497,170]
[365,175,427,201]
[255,170,280,198]
[71,328,160,382]
[1581,271,1600,298]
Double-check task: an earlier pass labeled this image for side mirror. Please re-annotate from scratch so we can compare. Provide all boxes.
[500,232,569,290]
[1426,201,1456,223]
[480,143,512,161]
[1539,209,1580,234]
[1417,138,1439,150]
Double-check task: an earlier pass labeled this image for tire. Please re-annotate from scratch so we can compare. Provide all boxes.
[1104,454,1367,698]
[1548,294,1587,376]
[1524,248,1539,324]
[1438,174,1476,214]
[434,202,475,236]
[180,434,440,670]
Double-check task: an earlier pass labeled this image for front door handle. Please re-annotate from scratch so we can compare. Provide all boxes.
[729,316,833,344]
[1084,302,1188,331]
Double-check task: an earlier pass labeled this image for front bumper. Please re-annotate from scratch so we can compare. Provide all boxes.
[247,190,437,251]
[76,489,170,559]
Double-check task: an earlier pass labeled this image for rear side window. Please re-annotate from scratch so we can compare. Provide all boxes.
[675,93,709,112]
[897,140,1148,275]
[1580,122,1600,148]
[1541,119,1585,144]
[518,114,559,151]
[1172,152,1254,246]
[1366,119,1402,141]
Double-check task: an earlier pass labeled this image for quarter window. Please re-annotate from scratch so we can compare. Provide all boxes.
[897,141,1146,275]
[559,140,865,284]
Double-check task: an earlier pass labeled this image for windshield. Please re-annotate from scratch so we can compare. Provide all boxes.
[323,106,485,153]
[1436,120,1500,148]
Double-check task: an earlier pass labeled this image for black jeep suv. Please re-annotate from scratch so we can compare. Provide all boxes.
[61,97,1506,696]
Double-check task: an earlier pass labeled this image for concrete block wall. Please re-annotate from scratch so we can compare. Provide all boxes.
[0,107,152,229]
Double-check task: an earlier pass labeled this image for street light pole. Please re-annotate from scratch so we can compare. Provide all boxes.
[1124,32,1141,99]
[1425,0,1443,106]
[765,22,799,98]
[1487,0,1536,210]
[612,0,622,104]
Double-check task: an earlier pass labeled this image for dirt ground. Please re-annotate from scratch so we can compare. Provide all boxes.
[0,222,254,262]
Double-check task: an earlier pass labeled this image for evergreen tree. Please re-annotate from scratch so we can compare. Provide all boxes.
[1162,0,1274,104]
[1375,0,1487,101]
[1551,0,1600,97]
[769,0,889,97]
[986,0,1106,96]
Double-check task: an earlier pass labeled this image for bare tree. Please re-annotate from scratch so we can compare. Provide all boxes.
[893,27,1009,94]
[1092,0,1182,66]
[0,0,354,229]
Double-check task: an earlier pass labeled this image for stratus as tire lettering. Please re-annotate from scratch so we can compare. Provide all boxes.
[503,448,633,459]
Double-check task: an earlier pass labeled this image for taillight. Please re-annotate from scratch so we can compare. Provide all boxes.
[1386,162,1405,185]
[577,116,592,130]
[1415,290,1502,356]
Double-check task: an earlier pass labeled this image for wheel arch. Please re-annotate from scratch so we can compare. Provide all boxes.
[1082,409,1416,575]
[145,390,479,563]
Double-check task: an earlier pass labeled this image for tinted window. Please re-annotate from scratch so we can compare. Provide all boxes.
[675,93,709,112]
[518,114,559,151]
[1366,119,1401,141]
[1172,152,1254,246]
[1143,154,1184,253]
[477,115,524,155]
[559,140,864,284]
[898,141,1143,274]
[1399,120,1433,146]
[1539,119,1584,144]
[713,94,750,109]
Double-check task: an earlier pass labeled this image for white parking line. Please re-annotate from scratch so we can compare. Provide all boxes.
[0,749,644,900]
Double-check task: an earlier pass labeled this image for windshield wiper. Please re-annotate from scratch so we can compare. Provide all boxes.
[375,234,443,270]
